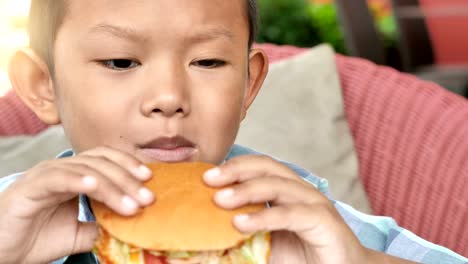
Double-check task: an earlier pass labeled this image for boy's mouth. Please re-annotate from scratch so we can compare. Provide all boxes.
[138,136,196,163]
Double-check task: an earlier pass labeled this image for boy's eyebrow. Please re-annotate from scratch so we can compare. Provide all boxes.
[187,27,234,43]
[88,23,234,43]
[88,23,149,42]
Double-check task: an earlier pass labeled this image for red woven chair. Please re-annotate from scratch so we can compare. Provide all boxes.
[1,43,467,256]
[0,91,48,136]
[337,54,468,257]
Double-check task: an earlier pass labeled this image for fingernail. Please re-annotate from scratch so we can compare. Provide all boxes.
[216,188,234,201]
[122,195,138,210]
[138,187,154,203]
[131,165,152,180]
[204,168,221,181]
[82,176,97,186]
[234,214,250,223]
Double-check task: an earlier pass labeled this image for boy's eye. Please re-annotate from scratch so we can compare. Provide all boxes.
[192,59,226,69]
[99,59,140,71]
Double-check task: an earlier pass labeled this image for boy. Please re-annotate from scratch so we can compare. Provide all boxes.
[0,0,466,263]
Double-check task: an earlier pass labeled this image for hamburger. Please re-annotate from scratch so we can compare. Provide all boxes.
[91,162,271,264]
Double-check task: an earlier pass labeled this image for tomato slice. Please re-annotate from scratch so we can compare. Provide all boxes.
[143,251,168,264]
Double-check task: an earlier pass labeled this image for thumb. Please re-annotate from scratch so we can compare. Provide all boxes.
[72,222,98,254]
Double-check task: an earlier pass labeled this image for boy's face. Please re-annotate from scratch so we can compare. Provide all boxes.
[36,0,266,164]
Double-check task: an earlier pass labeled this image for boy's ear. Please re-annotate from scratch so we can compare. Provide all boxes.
[8,48,60,125]
[241,48,269,120]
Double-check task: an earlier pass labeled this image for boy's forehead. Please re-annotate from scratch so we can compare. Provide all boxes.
[62,0,248,41]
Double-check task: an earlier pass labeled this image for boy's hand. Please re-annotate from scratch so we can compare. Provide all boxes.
[0,147,155,264]
[203,155,414,264]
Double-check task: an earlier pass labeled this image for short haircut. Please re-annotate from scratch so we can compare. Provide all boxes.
[28,0,258,72]
[28,0,68,73]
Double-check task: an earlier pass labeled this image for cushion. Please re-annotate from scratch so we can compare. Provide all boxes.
[0,125,71,176]
[236,44,371,213]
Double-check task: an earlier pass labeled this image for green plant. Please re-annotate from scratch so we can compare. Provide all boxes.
[307,3,347,54]
[256,0,320,47]
[256,0,347,54]
[376,15,397,47]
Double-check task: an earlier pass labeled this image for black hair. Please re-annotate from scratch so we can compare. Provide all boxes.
[247,0,258,48]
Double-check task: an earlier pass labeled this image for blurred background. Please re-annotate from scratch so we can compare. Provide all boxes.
[256,0,468,96]
[257,0,396,54]
[0,0,29,96]
[0,0,467,96]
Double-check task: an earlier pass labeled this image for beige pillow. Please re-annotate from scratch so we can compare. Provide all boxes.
[236,44,371,213]
[0,125,71,176]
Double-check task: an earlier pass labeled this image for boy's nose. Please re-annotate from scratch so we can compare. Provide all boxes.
[140,84,190,118]
[142,93,189,117]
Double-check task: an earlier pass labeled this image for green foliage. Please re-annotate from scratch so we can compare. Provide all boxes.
[376,15,397,47]
[256,0,347,54]
[307,3,347,54]
[256,0,320,47]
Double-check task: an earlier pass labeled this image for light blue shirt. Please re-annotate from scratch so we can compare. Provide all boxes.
[1,145,467,263]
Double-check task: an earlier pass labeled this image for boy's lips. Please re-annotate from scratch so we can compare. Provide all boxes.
[138,136,196,162]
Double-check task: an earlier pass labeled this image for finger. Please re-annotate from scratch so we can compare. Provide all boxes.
[21,166,140,216]
[81,146,152,181]
[13,168,91,215]
[232,204,336,234]
[204,155,304,187]
[65,157,154,206]
[214,177,324,209]
[72,222,98,254]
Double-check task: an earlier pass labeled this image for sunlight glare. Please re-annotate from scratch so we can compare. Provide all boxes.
[0,0,30,96]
